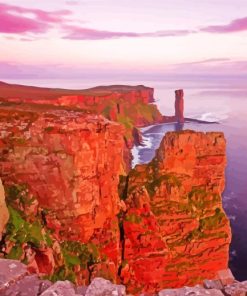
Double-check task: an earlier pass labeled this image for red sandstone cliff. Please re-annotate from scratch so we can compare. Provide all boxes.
[0,82,231,294]
[119,131,231,294]
[0,101,231,294]
[0,82,164,170]
[0,104,125,282]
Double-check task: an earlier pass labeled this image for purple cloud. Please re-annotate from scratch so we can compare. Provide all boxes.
[62,25,192,40]
[201,17,247,33]
[0,3,71,34]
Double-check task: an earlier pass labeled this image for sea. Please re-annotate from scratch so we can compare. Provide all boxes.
[3,77,247,281]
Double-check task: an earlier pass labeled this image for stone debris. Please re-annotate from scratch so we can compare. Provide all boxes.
[217,269,235,286]
[0,258,247,296]
[40,280,78,296]
[0,259,28,291]
[1,275,52,296]
[85,277,126,296]
[224,281,247,296]
[159,286,224,295]
[203,280,224,290]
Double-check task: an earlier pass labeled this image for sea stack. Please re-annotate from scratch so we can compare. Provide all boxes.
[175,89,184,123]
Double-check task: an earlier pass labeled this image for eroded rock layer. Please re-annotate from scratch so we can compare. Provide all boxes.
[119,131,231,294]
[0,104,125,283]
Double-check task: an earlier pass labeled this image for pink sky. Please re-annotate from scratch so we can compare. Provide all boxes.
[0,0,247,80]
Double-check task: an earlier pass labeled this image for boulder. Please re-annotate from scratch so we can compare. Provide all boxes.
[0,259,28,292]
[159,286,224,296]
[217,269,235,286]
[1,274,51,296]
[224,281,247,296]
[85,278,126,296]
[40,280,78,296]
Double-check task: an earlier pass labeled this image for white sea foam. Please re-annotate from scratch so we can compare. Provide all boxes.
[140,135,152,149]
[188,108,230,122]
[131,145,140,168]
[200,112,229,122]
[228,215,236,221]
[223,195,234,201]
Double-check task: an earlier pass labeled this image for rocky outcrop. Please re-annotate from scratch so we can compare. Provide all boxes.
[175,89,184,123]
[119,131,231,294]
[0,104,125,283]
[0,179,9,240]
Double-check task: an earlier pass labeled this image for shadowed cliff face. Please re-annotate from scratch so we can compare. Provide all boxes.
[0,179,9,240]
[119,131,231,294]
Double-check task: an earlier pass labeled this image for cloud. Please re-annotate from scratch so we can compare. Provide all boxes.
[1,58,247,81]
[66,1,79,5]
[174,58,231,66]
[1,2,247,41]
[62,25,192,40]
[0,3,71,34]
[201,17,247,33]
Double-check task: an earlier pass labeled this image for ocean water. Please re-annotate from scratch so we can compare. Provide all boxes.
[3,78,247,280]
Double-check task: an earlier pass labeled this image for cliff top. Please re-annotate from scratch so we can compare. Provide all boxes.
[0,103,123,135]
[0,81,153,100]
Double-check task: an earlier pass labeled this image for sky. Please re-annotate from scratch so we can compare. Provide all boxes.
[0,0,247,82]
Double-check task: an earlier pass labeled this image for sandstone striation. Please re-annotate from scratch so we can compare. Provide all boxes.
[119,131,231,294]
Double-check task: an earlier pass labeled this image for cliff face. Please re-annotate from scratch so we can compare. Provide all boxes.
[0,179,9,240]
[0,109,231,293]
[0,104,125,283]
[119,131,231,294]
[0,82,163,170]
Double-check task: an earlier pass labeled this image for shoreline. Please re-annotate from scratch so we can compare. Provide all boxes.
[132,117,220,167]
